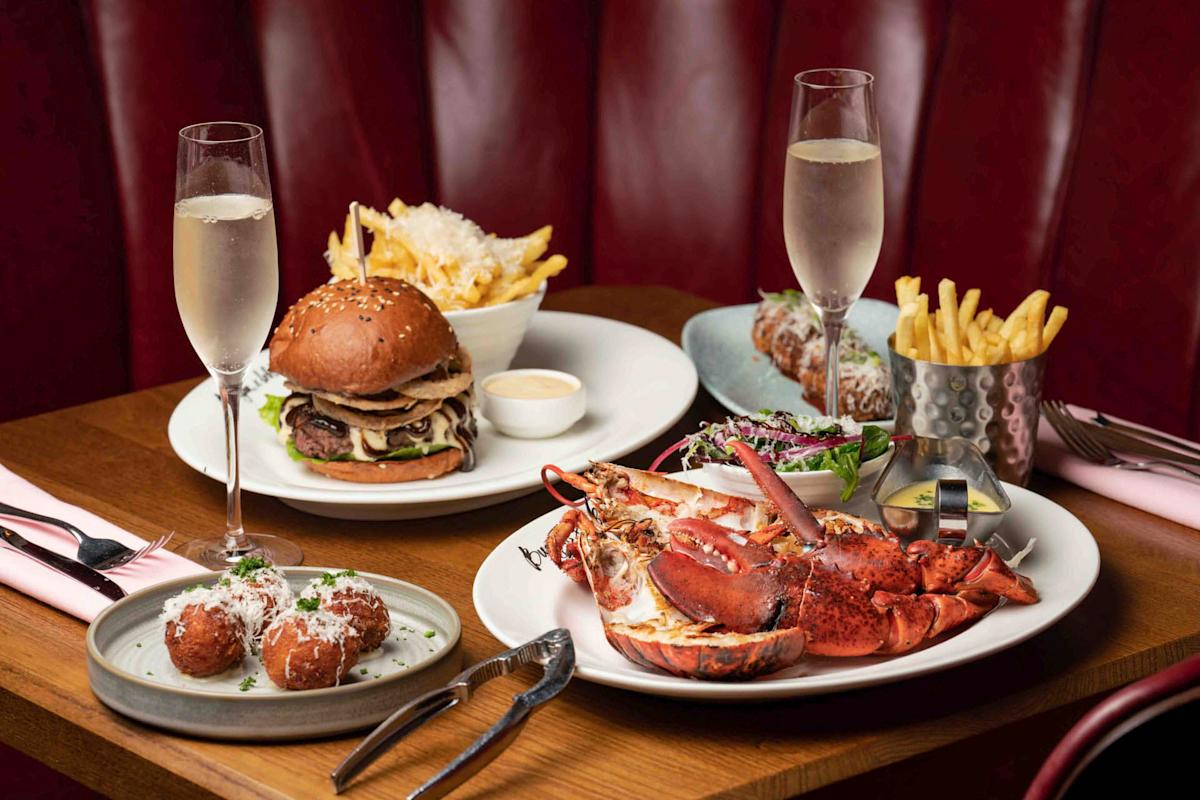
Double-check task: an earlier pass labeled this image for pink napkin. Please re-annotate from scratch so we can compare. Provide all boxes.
[0,464,207,622]
[1036,404,1200,530]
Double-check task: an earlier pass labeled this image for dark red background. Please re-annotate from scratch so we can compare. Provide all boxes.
[3,3,1200,794]
[5,0,1200,436]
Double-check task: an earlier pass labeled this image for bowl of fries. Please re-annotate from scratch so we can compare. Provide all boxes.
[326,198,569,378]
[887,276,1070,485]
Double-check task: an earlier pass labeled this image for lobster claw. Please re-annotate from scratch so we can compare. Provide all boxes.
[648,518,798,635]
[647,550,783,634]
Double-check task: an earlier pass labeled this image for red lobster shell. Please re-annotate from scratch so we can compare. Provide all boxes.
[543,447,1037,681]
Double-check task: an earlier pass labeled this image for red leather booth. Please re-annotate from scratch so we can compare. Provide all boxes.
[5,0,1200,438]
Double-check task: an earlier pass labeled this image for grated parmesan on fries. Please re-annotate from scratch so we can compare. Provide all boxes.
[325,198,568,310]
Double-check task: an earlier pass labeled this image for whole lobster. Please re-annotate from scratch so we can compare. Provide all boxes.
[542,441,1037,681]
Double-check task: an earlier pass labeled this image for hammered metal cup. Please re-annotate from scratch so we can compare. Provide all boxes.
[887,336,1046,485]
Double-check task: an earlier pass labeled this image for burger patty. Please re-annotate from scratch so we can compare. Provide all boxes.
[289,404,352,461]
[283,393,477,468]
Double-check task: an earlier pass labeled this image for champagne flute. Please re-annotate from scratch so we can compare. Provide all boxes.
[174,122,302,568]
[783,69,883,418]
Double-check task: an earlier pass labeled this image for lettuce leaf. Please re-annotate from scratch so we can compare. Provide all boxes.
[259,394,286,431]
[860,424,892,460]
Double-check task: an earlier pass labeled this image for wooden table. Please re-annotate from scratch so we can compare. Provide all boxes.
[2,286,1198,800]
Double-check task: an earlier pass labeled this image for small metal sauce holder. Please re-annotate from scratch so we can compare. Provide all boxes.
[871,436,1012,550]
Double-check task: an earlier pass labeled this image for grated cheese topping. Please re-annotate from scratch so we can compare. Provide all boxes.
[382,203,546,299]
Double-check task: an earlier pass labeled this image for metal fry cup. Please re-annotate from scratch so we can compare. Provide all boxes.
[887,336,1046,485]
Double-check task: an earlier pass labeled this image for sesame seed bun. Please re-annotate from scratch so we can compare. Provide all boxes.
[268,277,459,395]
[306,448,464,483]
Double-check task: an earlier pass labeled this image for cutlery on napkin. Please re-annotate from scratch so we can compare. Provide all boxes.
[1036,405,1200,529]
[0,464,206,621]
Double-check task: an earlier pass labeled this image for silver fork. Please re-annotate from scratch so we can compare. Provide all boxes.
[1042,400,1200,482]
[0,501,173,571]
[331,628,575,797]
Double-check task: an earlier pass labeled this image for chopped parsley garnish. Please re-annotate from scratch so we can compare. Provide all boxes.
[231,555,269,578]
[359,668,369,675]
[423,630,436,638]
[238,676,256,692]
[183,583,205,593]
[374,674,381,679]
[135,642,142,648]
[320,569,357,587]
[296,597,320,612]
[219,577,232,587]
[146,671,153,676]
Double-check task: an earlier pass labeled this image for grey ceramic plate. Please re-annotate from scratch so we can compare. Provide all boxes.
[682,299,899,426]
[87,568,462,740]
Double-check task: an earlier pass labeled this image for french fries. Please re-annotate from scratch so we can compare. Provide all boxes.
[893,278,1068,365]
[326,198,568,310]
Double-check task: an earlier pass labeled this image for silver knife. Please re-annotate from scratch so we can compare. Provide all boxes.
[0,525,126,602]
[1092,413,1200,461]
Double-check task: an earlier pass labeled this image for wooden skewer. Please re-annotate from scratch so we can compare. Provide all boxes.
[350,201,368,284]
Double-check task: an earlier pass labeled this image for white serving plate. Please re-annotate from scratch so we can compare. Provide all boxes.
[168,311,697,520]
[473,470,1099,701]
[87,568,461,740]
[682,299,899,427]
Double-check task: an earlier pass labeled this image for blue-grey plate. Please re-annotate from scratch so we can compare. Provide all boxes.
[682,298,899,425]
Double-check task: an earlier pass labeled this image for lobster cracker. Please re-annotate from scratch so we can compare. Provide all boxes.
[330,628,575,797]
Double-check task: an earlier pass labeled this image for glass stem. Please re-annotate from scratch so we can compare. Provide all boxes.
[219,374,250,554]
[820,311,846,418]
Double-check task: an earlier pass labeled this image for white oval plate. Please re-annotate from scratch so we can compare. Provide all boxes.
[168,312,697,519]
[682,299,899,427]
[473,471,1099,700]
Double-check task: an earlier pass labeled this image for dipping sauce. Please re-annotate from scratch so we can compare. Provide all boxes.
[884,479,1002,512]
[484,373,577,399]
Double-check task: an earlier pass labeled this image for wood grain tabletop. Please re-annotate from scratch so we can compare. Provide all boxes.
[1,286,1198,800]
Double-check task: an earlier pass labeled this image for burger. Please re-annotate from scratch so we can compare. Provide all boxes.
[259,277,476,482]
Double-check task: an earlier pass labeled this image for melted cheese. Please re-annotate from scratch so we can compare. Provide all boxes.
[279,392,472,462]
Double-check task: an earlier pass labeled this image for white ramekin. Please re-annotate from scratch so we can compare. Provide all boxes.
[480,369,586,439]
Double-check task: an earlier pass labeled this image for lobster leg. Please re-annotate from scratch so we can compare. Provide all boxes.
[872,589,999,654]
[545,509,588,584]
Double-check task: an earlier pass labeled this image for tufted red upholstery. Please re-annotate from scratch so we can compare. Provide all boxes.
[4,0,1200,437]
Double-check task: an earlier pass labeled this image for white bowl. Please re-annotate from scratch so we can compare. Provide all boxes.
[445,282,546,379]
[480,369,586,439]
[700,443,896,507]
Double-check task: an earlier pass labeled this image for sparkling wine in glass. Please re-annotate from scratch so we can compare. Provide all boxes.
[174,122,302,568]
[783,69,883,418]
